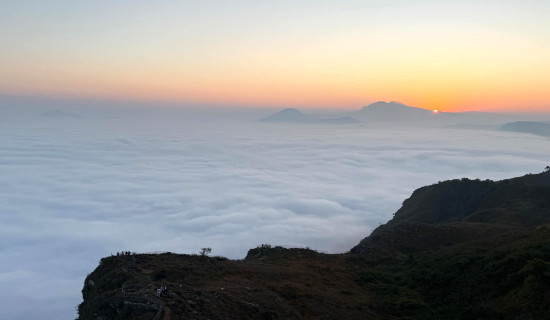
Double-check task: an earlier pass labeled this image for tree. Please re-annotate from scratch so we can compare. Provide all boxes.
[200,247,212,256]
[545,166,550,172]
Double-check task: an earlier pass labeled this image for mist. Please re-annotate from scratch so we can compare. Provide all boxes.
[1,102,550,319]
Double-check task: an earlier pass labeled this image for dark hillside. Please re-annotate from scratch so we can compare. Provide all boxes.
[78,250,380,320]
[348,171,550,319]
[349,225,550,319]
[78,171,550,320]
[387,171,550,226]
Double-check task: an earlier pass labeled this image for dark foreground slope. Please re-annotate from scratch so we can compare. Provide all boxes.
[78,171,550,320]
[78,249,380,320]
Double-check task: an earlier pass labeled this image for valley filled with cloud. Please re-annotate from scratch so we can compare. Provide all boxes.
[1,108,549,319]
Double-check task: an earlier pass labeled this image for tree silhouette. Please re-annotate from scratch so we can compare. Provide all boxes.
[545,166,550,172]
[200,247,212,256]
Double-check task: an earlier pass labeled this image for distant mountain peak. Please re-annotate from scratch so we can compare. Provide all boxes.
[261,108,310,123]
[363,100,422,109]
[389,100,405,105]
[354,101,435,123]
[279,107,302,114]
[360,101,419,111]
[361,101,390,110]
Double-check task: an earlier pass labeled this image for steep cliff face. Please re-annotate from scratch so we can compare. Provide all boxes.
[78,172,550,320]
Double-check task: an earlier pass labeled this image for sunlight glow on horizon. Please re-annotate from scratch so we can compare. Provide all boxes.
[1,1,550,112]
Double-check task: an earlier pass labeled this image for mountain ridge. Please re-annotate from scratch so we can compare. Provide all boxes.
[261,101,445,125]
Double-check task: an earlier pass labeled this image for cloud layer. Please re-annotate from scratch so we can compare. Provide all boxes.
[1,110,549,319]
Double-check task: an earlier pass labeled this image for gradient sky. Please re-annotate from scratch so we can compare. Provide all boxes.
[1,0,550,112]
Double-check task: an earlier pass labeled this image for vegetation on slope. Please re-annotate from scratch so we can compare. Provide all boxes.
[350,225,550,319]
[77,171,550,319]
[78,249,380,320]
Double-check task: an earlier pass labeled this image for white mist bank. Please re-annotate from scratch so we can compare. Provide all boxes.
[0,108,549,319]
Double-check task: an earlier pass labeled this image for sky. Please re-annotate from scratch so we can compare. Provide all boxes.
[1,0,550,112]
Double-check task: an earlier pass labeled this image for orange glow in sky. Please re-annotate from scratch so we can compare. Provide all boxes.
[1,2,549,112]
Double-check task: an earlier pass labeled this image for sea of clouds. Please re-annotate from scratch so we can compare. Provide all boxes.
[1,107,549,319]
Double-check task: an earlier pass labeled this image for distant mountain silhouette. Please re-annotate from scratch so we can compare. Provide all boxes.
[350,101,438,122]
[261,108,311,123]
[261,102,550,128]
[499,121,550,137]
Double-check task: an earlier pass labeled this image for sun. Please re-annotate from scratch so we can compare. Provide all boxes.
[432,109,439,114]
